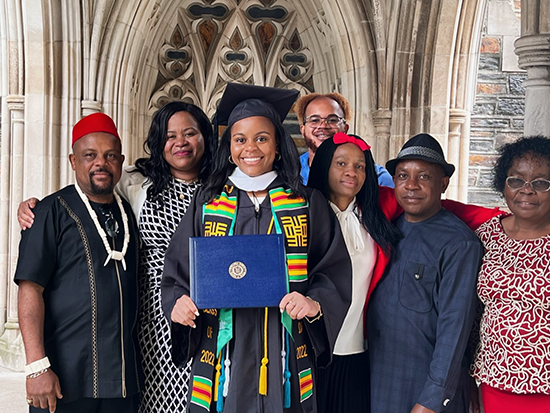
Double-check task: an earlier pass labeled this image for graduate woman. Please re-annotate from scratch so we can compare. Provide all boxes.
[162,83,352,413]
[307,133,401,412]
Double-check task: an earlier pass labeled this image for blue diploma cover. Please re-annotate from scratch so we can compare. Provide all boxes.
[189,234,288,309]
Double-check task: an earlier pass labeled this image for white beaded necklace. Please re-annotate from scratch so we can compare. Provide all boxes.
[75,184,130,270]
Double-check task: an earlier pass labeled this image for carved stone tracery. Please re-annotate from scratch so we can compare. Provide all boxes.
[149,0,314,114]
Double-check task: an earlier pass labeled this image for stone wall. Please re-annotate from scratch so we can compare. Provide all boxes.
[468,0,524,206]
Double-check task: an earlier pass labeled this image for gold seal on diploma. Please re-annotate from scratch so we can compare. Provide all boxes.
[228,261,247,279]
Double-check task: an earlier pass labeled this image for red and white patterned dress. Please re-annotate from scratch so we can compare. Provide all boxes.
[472,215,550,394]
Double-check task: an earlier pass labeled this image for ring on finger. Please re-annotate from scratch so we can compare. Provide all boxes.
[26,398,33,405]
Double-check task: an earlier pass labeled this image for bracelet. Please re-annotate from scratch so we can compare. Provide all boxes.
[305,297,322,323]
[26,368,48,380]
[24,356,50,375]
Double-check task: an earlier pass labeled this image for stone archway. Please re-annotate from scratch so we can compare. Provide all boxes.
[0,0,379,369]
[0,0,509,369]
[103,0,378,163]
[362,0,488,200]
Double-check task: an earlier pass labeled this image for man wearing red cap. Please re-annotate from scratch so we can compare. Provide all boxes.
[14,113,141,413]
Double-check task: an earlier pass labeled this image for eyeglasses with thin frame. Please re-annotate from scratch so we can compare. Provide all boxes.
[99,206,120,238]
[505,176,550,192]
[303,115,345,128]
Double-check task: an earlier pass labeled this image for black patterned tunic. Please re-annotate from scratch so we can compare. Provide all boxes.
[137,177,200,413]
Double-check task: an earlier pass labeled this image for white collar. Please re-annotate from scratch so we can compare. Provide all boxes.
[330,198,365,252]
[229,167,278,192]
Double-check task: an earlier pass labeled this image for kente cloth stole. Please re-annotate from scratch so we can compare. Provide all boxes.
[188,185,315,412]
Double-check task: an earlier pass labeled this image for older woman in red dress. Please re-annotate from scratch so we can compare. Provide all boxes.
[472,136,550,413]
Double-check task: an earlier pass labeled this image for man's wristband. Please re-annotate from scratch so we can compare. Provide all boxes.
[24,357,50,375]
[26,368,49,380]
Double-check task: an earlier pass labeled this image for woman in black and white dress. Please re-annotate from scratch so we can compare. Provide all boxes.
[118,102,216,413]
[18,102,217,413]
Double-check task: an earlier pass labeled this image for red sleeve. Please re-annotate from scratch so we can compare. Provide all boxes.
[378,186,503,231]
[442,199,503,231]
[378,185,402,221]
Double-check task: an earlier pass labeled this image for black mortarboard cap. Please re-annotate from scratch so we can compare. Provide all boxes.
[214,83,299,128]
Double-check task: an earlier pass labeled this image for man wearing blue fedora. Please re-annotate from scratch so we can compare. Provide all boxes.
[367,133,483,413]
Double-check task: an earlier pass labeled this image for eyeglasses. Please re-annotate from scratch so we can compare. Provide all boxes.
[100,206,120,238]
[505,176,550,192]
[303,115,345,128]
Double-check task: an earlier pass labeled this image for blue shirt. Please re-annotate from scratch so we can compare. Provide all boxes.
[367,209,483,413]
[300,151,394,187]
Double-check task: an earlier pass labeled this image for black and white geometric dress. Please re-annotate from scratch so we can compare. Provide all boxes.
[137,177,200,413]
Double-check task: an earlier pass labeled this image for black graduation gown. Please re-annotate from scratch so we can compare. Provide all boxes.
[162,181,352,413]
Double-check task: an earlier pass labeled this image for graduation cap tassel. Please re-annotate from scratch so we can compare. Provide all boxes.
[259,307,269,395]
[223,344,231,397]
[214,350,222,403]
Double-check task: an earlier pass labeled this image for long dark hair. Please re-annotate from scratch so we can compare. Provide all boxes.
[134,102,216,202]
[199,118,306,203]
[308,136,401,253]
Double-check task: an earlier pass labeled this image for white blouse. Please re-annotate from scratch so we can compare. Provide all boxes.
[330,199,377,355]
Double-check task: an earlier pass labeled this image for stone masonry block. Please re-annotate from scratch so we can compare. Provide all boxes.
[470,118,509,128]
[470,154,499,167]
[470,131,495,138]
[470,139,494,152]
[468,169,478,186]
[478,170,496,188]
[478,73,507,82]
[478,55,500,71]
[509,75,526,95]
[487,1,520,36]
[468,191,505,207]
[477,83,506,94]
[497,98,525,116]
[495,132,523,149]
[473,103,496,115]
[481,37,500,53]
[512,119,524,129]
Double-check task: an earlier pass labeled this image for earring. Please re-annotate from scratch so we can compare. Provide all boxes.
[275,153,282,161]
[228,155,235,165]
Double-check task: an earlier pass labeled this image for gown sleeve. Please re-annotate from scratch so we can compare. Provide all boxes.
[378,185,402,220]
[161,190,203,367]
[302,189,352,368]
[441,199,503,231]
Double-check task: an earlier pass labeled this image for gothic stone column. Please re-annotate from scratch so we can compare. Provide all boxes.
[514,0,550,136]
[0,95,26,370]
[372,109,392,166]
[448,109,469,201]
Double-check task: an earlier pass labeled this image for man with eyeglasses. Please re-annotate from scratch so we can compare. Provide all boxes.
[295,92,394,187]
[14,113,141,413]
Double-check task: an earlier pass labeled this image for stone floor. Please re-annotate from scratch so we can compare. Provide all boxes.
[0,366,26,413]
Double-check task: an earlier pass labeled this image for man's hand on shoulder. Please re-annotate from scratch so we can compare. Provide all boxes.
[18,197,38,230]
[411,403,437,413]
[26,368,63,413]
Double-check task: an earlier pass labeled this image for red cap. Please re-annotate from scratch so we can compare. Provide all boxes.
[72,113,120,146]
